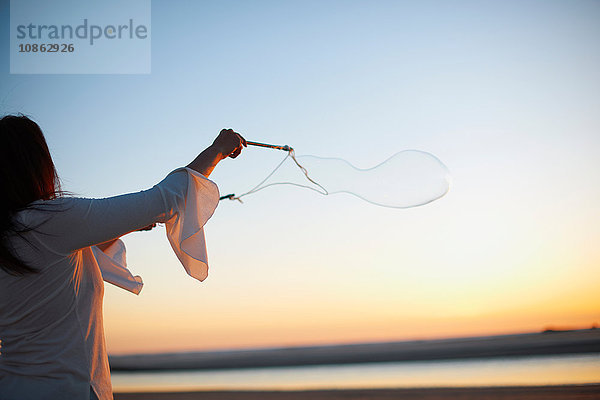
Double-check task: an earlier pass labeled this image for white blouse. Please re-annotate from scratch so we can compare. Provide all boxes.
[0,168,219,400]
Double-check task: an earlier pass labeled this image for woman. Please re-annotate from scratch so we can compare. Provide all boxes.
[0,115,246,400]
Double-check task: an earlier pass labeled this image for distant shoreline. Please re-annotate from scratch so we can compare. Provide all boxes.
[113,384,600,400]
[110,328,600,372]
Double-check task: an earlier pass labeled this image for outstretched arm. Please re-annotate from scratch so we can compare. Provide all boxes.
[24,128,246,254]
[92,129,246,238]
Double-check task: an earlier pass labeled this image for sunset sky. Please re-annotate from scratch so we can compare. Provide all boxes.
[1,0,598,354]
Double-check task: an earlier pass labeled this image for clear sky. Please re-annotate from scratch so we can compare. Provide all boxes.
[1,0,599,354]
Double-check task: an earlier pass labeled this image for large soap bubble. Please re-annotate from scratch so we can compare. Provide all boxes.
[225,149,451,209]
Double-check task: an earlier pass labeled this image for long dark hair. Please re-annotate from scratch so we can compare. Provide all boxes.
[0,115,63,275]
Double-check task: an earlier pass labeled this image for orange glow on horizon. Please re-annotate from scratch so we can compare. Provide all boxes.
[105,304,599,354]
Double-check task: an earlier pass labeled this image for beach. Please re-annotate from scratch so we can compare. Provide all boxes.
[110,329,600,371]
[115,384,600,400]
[111,330,600,396]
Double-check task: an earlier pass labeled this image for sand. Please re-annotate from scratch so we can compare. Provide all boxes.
[111,330,600,398]
[114,384,600,400]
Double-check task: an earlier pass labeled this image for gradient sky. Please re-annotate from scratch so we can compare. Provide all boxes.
[1,0,599,354]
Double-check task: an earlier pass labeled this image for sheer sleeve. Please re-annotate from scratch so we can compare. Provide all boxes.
[92,239,144,295]
[158,167,220,282]
[19,167,220,294]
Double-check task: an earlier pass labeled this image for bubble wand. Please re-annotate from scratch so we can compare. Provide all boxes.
[245,141,292,152]
[219,140,327,201]
[219,140,291,200]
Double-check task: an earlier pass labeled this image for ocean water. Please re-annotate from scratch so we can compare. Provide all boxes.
[111,353,600,392]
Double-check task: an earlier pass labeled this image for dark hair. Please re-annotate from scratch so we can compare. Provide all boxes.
[0,115,63,275]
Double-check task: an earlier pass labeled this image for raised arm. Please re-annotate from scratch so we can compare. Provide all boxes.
[21,128,246,255]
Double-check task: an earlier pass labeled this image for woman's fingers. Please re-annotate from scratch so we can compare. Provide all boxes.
[238,132,247,147]
[229,146,242,158]
[232,132,245,158]
[215,128,246,159]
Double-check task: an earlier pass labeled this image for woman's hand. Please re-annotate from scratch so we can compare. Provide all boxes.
[186,128,247,177]
[212,128,247,160]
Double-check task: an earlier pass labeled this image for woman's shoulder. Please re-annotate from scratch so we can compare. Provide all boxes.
[14,196,84,225]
